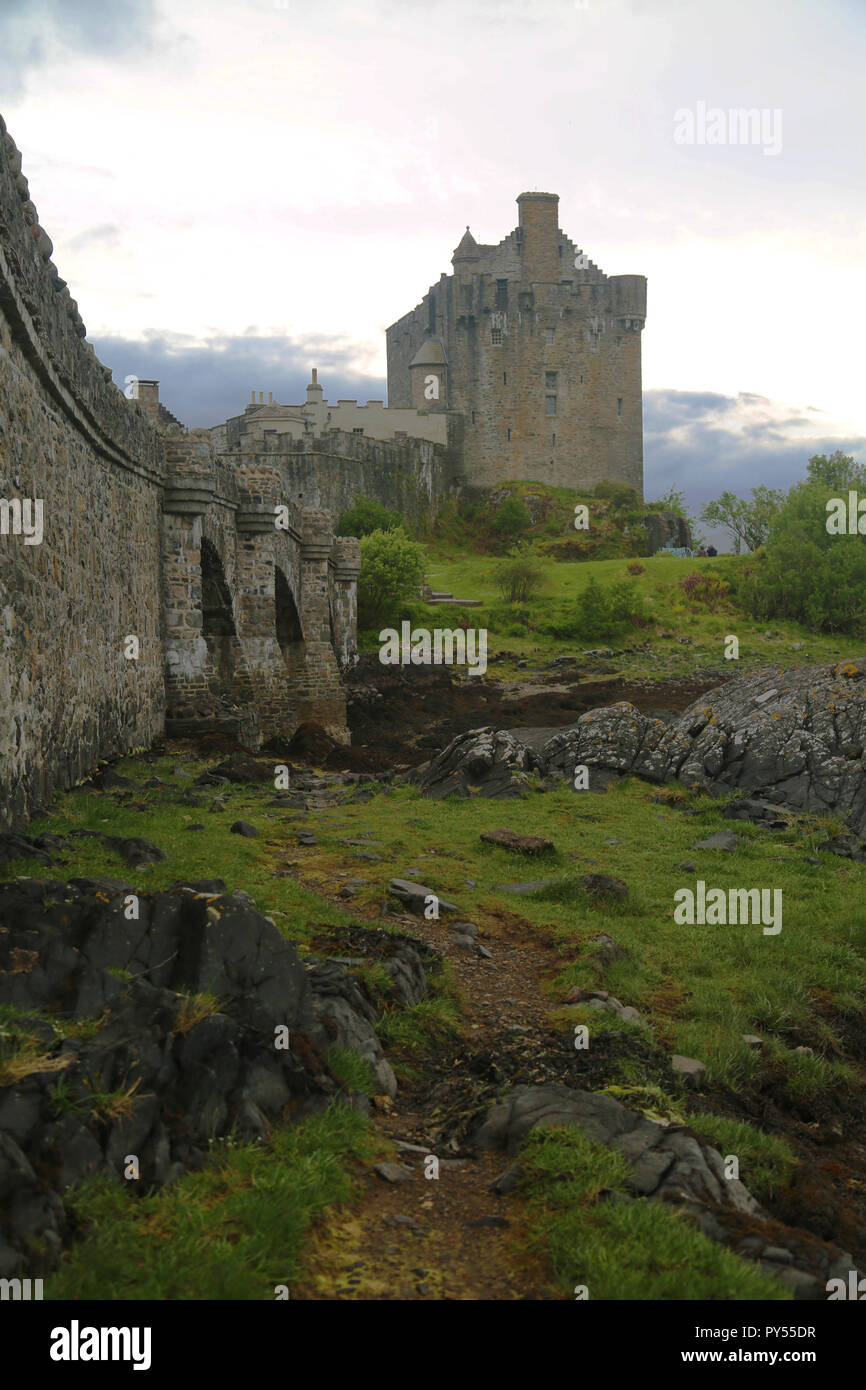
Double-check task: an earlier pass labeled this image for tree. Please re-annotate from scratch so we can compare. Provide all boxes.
[805,450,866,492]
[738,463,866,633]
[338,496,403,538]
[357,528,426,630]
[700,486,785,553]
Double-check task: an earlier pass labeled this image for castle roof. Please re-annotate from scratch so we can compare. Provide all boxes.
[452,225,479,260]
[408,339,447,368]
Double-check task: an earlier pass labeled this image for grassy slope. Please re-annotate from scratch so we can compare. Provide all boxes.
[6,746,864,1298]
[410,550,866,675]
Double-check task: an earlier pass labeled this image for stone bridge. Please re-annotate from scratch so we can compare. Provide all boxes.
[0,116,358,829]
[159,426,359,747]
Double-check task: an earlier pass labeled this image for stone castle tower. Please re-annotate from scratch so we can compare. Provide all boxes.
[386,192,646,497]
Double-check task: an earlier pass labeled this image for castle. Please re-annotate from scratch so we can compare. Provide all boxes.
[386,192,647,495]
[0,119,358,831]
[209,192,646,508]
[0,119,650,830]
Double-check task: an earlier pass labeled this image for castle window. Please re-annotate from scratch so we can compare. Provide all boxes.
[496,279,508,308]
[552,433,556,446]
[472,410,476,424]
[503,372,507,385]
[617,397,623,420]
[491,327,502,345]
[545,395,557,416]
[545,371,558,390]
[353,427,364,435]
[507,428,511,441]
[545,328,554,344]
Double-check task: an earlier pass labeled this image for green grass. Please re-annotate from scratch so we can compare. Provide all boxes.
[327,1048,378,1096]
[10,713,866,1298]
[363,545,866,674]
[374,996,460,1056]
[518,1127,790,1300]
[46,1104,373,1300]
[0,756,352,947]
[684,1113,798,1201]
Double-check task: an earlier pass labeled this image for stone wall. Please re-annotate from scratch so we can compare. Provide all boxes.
[217,424,465,528]
[0,117,165,829]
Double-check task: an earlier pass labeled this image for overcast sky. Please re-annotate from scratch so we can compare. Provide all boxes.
[2,0,865,538]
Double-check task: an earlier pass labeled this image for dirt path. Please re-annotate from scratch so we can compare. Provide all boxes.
[293,901,568,1300]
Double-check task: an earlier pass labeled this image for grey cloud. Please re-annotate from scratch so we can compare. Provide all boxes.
[83,347,866,555]
[90,330,386,429]
[66,223,121,252]
[0,0,161,95]
[644,387,866,549]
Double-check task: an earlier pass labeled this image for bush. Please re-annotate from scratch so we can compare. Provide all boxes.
[494,545,546,603]
[338,496,403,538]
[357,529,426,630]
[679,571,729,612]
[738,473,866,634]
[574,577,642,641]
[626,561,645,575]
[491,496,531,541]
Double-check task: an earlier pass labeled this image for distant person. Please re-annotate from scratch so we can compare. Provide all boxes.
[706,544,717,557]
[696,546,707,557]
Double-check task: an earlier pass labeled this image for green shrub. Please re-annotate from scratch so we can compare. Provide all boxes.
[679,571,730,612]
[338,496,403,538]
[358,529,426,630]
[491,496,531,541]
[494,545,546,603]
[573,576,642,640]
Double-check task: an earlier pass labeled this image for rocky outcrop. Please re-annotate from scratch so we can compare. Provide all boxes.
[643,512,692,553]
[0,878,430,1278]
[407,728,543,799]
[474,1083,863,1299]
[411,662,866,831]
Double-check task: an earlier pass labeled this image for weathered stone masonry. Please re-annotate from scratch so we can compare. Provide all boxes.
[0,119,357,829]
[387,192,646,496]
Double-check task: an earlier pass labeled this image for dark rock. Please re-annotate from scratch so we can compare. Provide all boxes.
[88,768,135,790]
[103,836,167,867]
[819,834,866,863]
[0,833,65,867]
[388,879,459,915]
[408,727,543,800]
[723,797,790,828]
[208,754,274,784]
[583,872,628,901]
[692,830,738,852]
[229,821,259,838]
[480,828,555,855]
[592,933,627,966]
[374,1161,412,1184]
[671,1055,707,1085]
